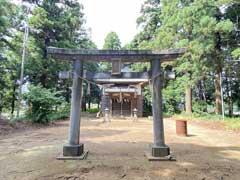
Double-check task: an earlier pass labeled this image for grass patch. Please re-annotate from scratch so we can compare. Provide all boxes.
[172,112,240,130]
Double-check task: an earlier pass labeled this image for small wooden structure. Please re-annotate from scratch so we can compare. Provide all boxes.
[84,69,148,117]
[103,86,144,117]
[96,72,148,117]
[47,47,185,160]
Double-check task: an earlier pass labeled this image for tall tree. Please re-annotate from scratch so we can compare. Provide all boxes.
[131,0,234,115]
[0,1,18,114]
[103,31,121,50]
[101,31,121,71]
[223,1,240,116]
[4,0,96,115]
[25,0,88,88]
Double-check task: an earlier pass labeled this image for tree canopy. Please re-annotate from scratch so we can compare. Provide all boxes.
[0,0,239,121]
[103,31,121,50]
[128,0,240,116]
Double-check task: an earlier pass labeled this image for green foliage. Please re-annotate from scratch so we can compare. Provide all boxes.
[0,1,18,113]
[192,99,208,115]
[100,31,122,71]
[47,102,70,121]
[86,108,99,113]
[28,7,53,29]
[130,0,239,116]
[25,0,87,88]
[103,32,121,50]
[23,85,64,123]
[163,80,184,115]
[0,0,98,117]
[232,48,240,60]
[0,0,239,122]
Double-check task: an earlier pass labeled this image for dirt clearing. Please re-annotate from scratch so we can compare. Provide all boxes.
[0,116,240,180]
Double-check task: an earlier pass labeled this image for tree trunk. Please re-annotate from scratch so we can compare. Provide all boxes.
[185,85,192,114]
[40,74,47,88]
[228,97,233,117]
[81,97,86,111]
[0,95,2,117]
[88,99,91,109]
[214,70,222,115]
[226,76,233,117]
[198,80,207,102]
[11,85,16,115]
[214,12,223,115]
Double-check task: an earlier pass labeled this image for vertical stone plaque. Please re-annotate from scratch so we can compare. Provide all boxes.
[112,60,121,75]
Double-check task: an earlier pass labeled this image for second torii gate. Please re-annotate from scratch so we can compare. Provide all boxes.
[47,47,185,161]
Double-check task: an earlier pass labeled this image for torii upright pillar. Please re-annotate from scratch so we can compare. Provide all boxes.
[58,60,88,159]
[146,59,172,161]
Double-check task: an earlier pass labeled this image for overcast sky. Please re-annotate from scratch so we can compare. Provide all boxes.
[14,0,144,48]
[80,0,144,48]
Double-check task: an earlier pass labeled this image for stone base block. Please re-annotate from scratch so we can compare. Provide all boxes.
[144,145,175,161]
[151,145,170,157]
[145,151,176,161]
[57,150,88,160]
[63,144,84,157]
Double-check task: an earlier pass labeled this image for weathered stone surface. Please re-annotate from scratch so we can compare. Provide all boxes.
[63,144,84,156]
[145,150,175,161]
[47,47,186,62]
[58,150,88,160]
[151,145,170,157]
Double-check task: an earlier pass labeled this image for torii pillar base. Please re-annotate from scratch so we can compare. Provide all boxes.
[57,144,88,160]
[145,145,175,161]
[63,144,84,156]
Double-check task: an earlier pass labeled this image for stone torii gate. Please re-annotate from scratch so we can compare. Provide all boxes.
[47,47,185,161]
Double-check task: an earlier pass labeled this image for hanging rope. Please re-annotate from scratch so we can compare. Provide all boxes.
[148,70,163,95]
[148,79,152,98]
[71,71,98,86]
[150,72,162,82]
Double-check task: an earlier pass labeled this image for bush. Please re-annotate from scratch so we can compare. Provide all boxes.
[48,102,70,121]
[23,85,65,123]
[192,99,208,115]
[86,108,99,113]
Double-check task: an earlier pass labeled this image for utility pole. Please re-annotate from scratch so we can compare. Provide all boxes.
[16,7,29,118]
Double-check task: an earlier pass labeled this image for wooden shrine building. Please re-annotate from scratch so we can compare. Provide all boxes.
[84,68,149,117]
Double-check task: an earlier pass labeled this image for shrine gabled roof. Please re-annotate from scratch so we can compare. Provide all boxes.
[84,71,149,84]
[47,47,185,62]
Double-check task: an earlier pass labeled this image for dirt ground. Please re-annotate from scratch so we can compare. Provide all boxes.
[0,115,240,180]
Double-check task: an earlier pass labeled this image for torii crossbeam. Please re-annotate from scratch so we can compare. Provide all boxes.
[47,47,185,161]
